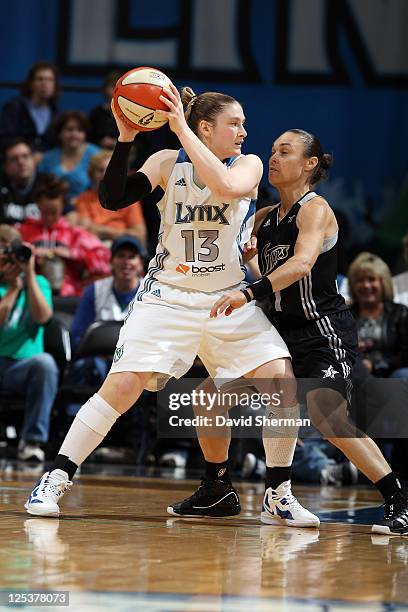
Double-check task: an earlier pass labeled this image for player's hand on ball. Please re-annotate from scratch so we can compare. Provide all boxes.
[159,83,188,136]
[111,100,139,142]
[210,291,247,318]
[243,236,258,262]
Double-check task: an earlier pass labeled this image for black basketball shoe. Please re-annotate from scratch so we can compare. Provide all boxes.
[372,490,408,535]
[167,478,241,517]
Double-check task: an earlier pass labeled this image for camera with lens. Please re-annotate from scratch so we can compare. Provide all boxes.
[1,239,32,264]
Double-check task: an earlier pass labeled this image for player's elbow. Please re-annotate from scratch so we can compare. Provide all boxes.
[212,180,246,200]
[296,256,313,279]
[98,183,118,211]
[211,179,235,199]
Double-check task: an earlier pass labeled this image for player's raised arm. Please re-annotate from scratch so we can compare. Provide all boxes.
[159,83,263,199]
[99,102,177,211]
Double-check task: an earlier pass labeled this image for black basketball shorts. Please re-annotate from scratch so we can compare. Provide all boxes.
[276,309,358,402]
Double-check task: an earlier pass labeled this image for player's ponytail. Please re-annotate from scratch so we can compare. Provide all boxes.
[181,86,198,124]
[181,87,239,136]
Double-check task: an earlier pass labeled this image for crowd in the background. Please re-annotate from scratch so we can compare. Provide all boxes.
[0,61,407,482]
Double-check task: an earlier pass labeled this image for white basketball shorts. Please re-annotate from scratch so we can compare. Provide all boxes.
[109,281,290,391]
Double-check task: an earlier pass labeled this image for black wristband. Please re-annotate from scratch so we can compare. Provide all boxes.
[241,289,252,303]
[247,277,273,300]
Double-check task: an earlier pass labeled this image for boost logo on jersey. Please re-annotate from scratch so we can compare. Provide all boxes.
[176,263,190,275]
[192,263,225,276]
[175,263,225,277]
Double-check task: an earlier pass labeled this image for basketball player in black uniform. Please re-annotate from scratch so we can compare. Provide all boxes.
[210,129,408,536]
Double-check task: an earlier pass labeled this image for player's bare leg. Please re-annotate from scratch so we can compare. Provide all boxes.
[194,377,231,463]
[167,376,240,517]
[307,388,392,482]
[308,387,408,535]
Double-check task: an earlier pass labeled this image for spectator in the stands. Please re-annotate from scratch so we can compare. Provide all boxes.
[88,71,121,150]
[393,233,408,307]
[0,61,59,159]
[348,252,408,378]
[0,224,58,461]
[340,233,408,306]
[18,176,110,296]
[348,252,408,478]
[0,139,47,224]
[39,111,100,202]
[71,234,144,349]
[68,151,147,244]
[66,235,144,416]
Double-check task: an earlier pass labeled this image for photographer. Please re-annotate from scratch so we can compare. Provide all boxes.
[0,224,58,461]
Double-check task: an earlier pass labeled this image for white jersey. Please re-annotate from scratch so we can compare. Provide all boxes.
[138,149,256,297]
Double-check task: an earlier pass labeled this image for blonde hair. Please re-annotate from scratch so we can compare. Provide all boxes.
[88,150,112,180]
[181,86,198,124]
[180,86,239,136]
[0,224,21,245]
[348,252,394,302]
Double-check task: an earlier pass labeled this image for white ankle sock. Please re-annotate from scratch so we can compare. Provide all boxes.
[59,394,121,466]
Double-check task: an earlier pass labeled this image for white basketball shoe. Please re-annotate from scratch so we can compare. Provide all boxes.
[25,470,72,517]
[261,480,320,528]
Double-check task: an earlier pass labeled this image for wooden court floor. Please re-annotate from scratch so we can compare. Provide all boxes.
[1,461,408,611]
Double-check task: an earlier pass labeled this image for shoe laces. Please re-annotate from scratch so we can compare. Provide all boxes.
[41,474,72,499]
[283,490,303,510]
[270,485,302,510]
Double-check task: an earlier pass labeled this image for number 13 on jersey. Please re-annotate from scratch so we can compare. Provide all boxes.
[181,230,219,262]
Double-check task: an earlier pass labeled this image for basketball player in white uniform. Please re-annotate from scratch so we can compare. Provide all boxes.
[25,84,317,526]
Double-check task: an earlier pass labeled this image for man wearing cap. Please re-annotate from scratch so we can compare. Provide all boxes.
[71,235,144,350]
[66,236,145,417]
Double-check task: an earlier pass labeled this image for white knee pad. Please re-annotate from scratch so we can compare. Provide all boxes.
[262,403,300,467]
[76,394,120,436]
[263,403,300,437]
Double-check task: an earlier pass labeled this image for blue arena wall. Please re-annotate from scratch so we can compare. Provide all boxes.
[1,0,407,253]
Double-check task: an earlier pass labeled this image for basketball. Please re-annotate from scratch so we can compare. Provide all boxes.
[113,66,173,132]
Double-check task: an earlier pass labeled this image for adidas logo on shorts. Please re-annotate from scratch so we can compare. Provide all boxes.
[175,177,187,186]
[151,289,161,298]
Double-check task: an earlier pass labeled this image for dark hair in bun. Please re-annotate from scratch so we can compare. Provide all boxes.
[288,129,333,184]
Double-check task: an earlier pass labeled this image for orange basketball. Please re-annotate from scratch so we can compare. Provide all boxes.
[113,66,173,132]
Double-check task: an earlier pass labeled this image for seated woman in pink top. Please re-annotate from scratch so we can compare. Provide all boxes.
[19,176,111,296]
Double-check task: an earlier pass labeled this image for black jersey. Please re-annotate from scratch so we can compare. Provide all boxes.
[257,191,347,326]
